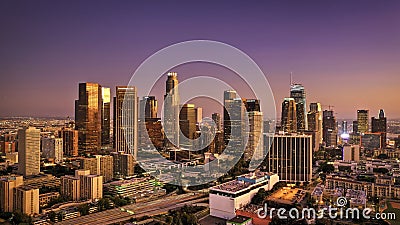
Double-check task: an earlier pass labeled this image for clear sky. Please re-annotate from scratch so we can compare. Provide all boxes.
[0,0,399,119]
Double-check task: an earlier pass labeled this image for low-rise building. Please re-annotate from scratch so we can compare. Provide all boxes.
[345,189,366,208]
[0,175,23,212]
[61,175,80,201]
[325,174,400,199]
[209,171,279,219]
[104,177,165,202]
[24,174,60,189]
[39,192,60,207]
[14,185,40,216]
[60,169,102,201]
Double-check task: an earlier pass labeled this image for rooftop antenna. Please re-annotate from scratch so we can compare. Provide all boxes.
[290,72,293,87]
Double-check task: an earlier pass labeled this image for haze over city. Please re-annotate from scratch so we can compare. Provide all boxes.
[1,0,400,119]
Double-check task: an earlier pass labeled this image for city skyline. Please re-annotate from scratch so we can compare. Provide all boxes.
[0,1,400,118]
[2,2,400,224]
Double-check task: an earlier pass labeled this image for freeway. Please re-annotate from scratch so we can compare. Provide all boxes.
[56,193,208,225]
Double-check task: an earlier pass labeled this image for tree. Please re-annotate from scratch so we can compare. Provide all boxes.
[11,211,31,225]
[77,204,90,216]
[251,188,267,205]
[0,212,12,220]
[98,198,112,211]
[57,211,65,222]
[48,211,57,222]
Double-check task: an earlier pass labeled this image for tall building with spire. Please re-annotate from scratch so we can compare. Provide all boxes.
[290,83,307,131]
[371,109,387,148]
[281,98,297,133]
[164,72,180,148]
[75,83,102,154]
[114,86,138,158]
[323,110,337,147]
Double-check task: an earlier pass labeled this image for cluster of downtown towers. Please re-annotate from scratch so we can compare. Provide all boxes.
[75,72,187,158]
[74,71,388,182]
[74,73,315,164]
[74,72,267,159]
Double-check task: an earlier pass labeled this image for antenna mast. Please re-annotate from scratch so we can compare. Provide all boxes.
[290,72,293,87]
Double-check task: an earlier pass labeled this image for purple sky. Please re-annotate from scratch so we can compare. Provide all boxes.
[0,1,399,119]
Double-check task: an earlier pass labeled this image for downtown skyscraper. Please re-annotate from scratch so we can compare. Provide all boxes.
[139,96,158,119]
[164,72,180,148]
[179,104,197,141]
[371,109,387,148]
[75,83,102,154]
[323,110,338,147]
[307,102,323,147]
[18,127,41,176]
[357,109,369,134]
[245,111,264,162]
[281,97,297,133]
[264,133,312,182]
[101,87,111,145]
[290,83,307,131]
[114,86,138,159]
[223,90,245,149]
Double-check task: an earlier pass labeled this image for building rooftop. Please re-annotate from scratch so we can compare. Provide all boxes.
[107,177,151,186]
[16,185,38,191]
[227,215,252,223]
[210,171,276,193]
[211,180,252,193]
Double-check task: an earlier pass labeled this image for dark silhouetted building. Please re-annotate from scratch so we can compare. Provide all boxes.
[323,110,337,147]
[371,109,387,148]
[353,120,358,134]
[223,90,245,148]
[60,128,79,157]
[212,113,222,131]
[139,96,157,119]
[281,98,297,133]
[290,84,307,131]
[244,99,260,112]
